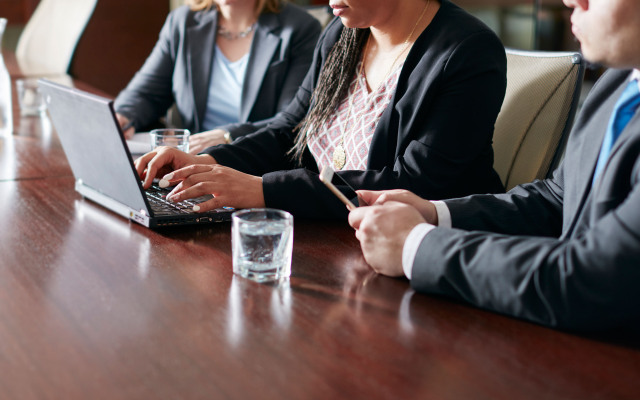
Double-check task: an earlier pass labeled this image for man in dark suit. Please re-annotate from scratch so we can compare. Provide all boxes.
[348,0,640,330]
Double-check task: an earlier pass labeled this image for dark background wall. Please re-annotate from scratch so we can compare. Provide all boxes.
[2,0,581,96]
[68,1,169,96]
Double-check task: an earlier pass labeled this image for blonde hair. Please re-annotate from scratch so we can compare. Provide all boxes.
[186,0,282,14]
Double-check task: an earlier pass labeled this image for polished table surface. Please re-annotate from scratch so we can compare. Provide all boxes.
[2,52,640,400]
[2,49,108,181]
[3,178,640,400]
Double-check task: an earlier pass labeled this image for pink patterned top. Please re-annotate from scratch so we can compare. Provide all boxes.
[308,61,402,171]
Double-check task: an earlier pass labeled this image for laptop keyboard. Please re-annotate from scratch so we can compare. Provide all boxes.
[145,184,213,216]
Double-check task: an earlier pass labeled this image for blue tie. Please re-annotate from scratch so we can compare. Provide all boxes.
[592,80,640,184]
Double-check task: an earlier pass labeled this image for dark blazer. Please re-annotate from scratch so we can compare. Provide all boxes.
[207,0,506,219]
[114,4,321,138]
[412,69,640,330]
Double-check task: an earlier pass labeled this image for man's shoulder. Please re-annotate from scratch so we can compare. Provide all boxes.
[591,68,635,95]
[574,68,634,123]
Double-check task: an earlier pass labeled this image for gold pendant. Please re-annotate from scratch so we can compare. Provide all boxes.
[333,144,346,170]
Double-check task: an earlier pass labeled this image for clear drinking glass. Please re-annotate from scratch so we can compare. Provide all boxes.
[149,128,190,152]
[0,18,12,136]
[16,78,47,116]
[232,208,294,283]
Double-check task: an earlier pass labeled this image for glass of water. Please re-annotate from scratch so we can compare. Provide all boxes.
[16,78,47,116]
[150,128,190,152]
[232,208,294,283]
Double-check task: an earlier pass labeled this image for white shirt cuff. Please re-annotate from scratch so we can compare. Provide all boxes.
[401,201,452,279]
[402,223,436,279]
[433,200,452,228]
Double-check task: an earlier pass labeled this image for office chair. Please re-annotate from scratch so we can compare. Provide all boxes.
[305,5,333,29]
[492,48,585,190]
[15,0,98,76]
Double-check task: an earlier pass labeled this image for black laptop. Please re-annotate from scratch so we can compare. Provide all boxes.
[39,79,233,228]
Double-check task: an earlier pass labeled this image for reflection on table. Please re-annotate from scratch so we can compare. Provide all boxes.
[0,49,107,181]
[1,62,640,400]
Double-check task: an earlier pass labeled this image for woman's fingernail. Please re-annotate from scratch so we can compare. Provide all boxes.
[159,179,170,188]
[164,173,174,180]
[193,205,200,212]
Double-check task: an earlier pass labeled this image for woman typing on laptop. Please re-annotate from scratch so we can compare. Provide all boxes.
[114,0,321,153]
[134,0,507,219]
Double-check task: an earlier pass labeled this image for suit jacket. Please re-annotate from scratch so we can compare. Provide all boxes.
[412,69,640,330]
[114,4,321,138]
[207,0,506,219]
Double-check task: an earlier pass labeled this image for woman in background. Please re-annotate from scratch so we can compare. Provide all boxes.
[114,0,321,153]
[134,0,507,219]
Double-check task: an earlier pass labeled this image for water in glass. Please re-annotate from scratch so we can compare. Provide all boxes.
[233,210,293,282]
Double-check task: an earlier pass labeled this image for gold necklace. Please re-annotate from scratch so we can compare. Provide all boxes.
[332,0,431,170]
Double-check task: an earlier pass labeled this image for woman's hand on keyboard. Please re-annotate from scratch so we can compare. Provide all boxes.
[134,146,217,189]
[162,164,265,212]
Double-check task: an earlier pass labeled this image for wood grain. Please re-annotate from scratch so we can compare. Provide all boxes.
[0,177,639,400]
[1,68,639,400]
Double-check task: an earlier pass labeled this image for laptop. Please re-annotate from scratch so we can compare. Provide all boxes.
[39,79,233,228]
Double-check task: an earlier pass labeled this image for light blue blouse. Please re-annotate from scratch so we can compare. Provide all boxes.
[201,46,249,131]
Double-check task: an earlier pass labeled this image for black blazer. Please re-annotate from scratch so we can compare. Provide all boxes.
[208,0,506,218]
[114,4,321,137]
[412,69,640,330]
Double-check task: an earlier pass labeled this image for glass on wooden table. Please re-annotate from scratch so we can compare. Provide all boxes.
[16,78,47,116]
[232,208,293,283]
[0,18,11,136]
[149,128,190,152]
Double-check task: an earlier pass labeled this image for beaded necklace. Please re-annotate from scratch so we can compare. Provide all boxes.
[218,22,256,40]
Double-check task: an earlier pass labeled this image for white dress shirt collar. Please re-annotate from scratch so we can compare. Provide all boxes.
[632,69,640,90]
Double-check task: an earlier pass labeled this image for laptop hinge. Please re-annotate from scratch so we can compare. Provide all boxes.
[75,180,150,227]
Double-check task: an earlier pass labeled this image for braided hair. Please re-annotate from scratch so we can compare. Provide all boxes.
[290,27,370,163]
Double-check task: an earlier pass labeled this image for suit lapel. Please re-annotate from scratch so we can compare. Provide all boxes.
[572,93,615,201]
[187,11,217,132]
[564,71,632,235]
[242,13,280,122]
[594,111,640,188]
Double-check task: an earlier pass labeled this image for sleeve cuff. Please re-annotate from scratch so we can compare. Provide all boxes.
[433,200,452,228]
[402,223,436,279]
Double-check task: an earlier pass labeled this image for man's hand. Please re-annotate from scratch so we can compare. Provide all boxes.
[357,189,438,225]
[189,129,228,154]
[348,201,426,277]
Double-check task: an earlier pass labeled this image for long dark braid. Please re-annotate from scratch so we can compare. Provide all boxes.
[289,27,370,163]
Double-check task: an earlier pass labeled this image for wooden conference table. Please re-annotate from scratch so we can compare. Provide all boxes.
[2,53,640,400]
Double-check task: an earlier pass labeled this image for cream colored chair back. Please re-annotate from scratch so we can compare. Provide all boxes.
[305,6,333,29]
[15,0,98,76]
[493,48,584,190]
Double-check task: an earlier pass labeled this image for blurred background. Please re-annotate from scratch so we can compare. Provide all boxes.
[0,0,580,97]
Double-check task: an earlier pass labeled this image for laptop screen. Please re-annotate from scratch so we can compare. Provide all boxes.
[39,79,150,215]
